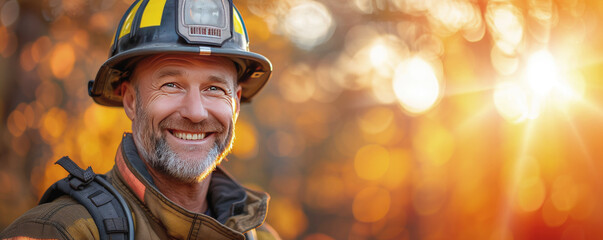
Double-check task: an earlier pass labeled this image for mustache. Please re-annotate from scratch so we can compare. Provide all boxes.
[158,115,225,133]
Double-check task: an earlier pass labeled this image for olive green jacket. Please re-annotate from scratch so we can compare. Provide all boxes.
[1,133,279,240]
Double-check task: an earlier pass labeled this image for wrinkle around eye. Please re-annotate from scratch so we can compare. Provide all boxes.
[160,82,184,94]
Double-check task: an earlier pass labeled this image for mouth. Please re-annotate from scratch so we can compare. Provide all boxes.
[169,130,210,141]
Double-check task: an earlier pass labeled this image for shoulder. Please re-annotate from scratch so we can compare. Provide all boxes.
[255,223,282,240]
[0,196,99,240]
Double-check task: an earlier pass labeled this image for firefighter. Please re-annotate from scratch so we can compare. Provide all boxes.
[0,0,278,239]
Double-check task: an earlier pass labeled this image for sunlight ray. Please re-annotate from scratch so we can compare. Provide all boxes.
[493,120,537,240]
[560,109,603,186]
[452,104,496,135]
[575,98,603,119]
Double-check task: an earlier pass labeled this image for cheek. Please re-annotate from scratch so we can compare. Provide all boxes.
[144,97,181,125]
[205,99,236,124]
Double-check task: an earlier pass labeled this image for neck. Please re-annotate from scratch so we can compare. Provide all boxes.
[144,161,212,213]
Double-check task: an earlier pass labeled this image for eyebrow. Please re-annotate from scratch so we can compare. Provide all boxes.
[156,68,183,78]
[208,75,235,88]
[156,68,236,88]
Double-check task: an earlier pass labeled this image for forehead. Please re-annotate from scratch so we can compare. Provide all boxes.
[131,54,237,83]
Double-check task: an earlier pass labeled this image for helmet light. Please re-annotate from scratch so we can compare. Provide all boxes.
[178,0,232,45]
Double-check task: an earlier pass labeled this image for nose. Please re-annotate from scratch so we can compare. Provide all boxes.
[179,90,208,123]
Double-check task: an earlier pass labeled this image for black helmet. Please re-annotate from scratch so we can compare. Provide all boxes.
[88,0,272,106]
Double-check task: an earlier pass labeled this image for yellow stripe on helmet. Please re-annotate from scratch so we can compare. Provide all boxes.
[233,7,244,35]
[140,0,167,28]
[119,0,142,38]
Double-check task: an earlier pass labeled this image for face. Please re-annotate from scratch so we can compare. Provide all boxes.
[122,54,241,183]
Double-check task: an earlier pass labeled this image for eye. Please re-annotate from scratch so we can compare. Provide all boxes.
[208,86,225,92]
[163,83,177,88]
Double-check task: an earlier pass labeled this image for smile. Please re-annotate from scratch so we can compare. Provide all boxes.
[171,130,207,140]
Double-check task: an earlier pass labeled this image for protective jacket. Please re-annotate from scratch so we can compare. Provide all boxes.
[0,133,279,240]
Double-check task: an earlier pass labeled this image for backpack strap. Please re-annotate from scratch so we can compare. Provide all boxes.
[39,156,134,240]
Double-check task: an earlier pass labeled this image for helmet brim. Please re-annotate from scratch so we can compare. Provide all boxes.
[89,44,272,107]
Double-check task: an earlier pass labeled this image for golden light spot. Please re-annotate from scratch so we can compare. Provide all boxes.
[393,57,442,115]
[550,175,579,211]
[462,3,486,42]
[367,35,409,76]
[72,30,90,49]
[245,16,271,42]
[369,43,389,67]
[516,176,546,212]
[40,107,68,143]
[542,198,568,227]
[0,27,18,57]
[371,74,398,104]
[356,107,394,134]
[278,64,316,103]
[268,198,308,240]
[428,0,475,35]
[283,0,335,50]
[77,131,102,166]
[1,0,20,27]
[361,116,402,145]
[31,36,52,62]
[83,104,130,133]
[354,144,390,180]
[352,186,391,222]
[89,13,113,32]
[19,43,36,71]
[413,120,455,166]
[486,2,524,54]
[381,148,410,189]
[232,119,258,160]
[331,52,372,91]
[528,0,558,27]
[491,46,519,76]
[50,43,76,79]
[7,109,27,137]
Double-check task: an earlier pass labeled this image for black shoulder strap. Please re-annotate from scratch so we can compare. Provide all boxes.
[39,156,134,240]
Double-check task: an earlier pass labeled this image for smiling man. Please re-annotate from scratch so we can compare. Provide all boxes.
[0,0,277,239]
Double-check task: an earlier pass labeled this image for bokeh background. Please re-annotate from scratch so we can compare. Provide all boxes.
[2,0,603,239]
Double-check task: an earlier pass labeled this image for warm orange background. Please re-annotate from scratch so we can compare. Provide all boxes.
[2,0,603,239]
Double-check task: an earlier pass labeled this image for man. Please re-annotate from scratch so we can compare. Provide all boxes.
[0,0,278,239]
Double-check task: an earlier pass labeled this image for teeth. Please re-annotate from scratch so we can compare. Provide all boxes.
[174,131,206,140]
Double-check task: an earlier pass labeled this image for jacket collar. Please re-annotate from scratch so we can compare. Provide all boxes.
[114,133,269,239]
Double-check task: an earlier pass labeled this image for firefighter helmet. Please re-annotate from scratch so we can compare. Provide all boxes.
[88,0,272,106]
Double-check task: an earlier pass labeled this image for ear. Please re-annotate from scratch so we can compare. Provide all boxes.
[122,82,137,121]
[233,85,242,121]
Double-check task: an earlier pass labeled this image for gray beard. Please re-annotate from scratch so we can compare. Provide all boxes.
[132,90,234,183]
[145,134,222,183]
